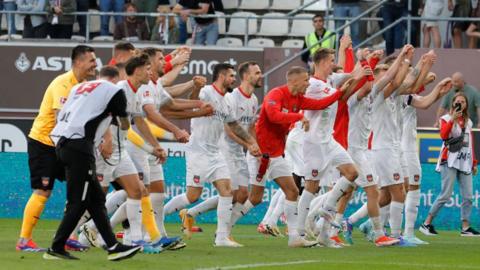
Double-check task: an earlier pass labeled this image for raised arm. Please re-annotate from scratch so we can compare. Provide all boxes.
[411,77,452,109]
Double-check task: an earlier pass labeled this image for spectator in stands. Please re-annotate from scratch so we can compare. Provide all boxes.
[381,0,408,55]
[301,14,335,64]
[436,72,480,127]
[76,0,88,36]
[99,0,125,36]
[465,4,479,48]
[449,0,474,48]
[46,0,76,39]
[113,3,149,41]
[173,0,218,45]
[16,0,48,38]
[151,5,178,44]
[131,0,158,32]
[332,0,361,46]
[421,0,444,48]
[1,0,17,34]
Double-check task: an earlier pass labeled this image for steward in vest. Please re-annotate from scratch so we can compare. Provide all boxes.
[301,14,335,64]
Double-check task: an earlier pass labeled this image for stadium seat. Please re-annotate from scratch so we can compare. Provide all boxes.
[0,34,22,40]
[257,12,289,36]
[216,11,226,35]
[223,0,240,10]
[92,35,113,41]
[282,39,304,48]
[89,10,101,33]
[216,37,243,47]
[186,38,193,45]
[15,17,24,31]
[289,13,314,37]
[248,38,275,47]
[270,0,301,11]
[71,35,86,42]
[1,15,6,31]
[227,12,258,35]
[239,0,269,10]
[304,0,328,11]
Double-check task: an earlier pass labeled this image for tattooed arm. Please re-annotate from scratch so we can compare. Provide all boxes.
[226,121,261,156]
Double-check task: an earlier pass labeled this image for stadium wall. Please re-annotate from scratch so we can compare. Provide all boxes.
[1,119,479,230]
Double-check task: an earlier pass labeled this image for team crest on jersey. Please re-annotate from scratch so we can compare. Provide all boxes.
[143,90,150,97]
[323,87,330,94]
[193,175,200,183]
[256,174,263,182]
[97,174,104,182]
[366,174,373,182]
[60,97,67,105]
[414,175,420,182]
[393,173,400,181]
[41,177,50,187]
[312,169,318,177]
[138,172,144,181]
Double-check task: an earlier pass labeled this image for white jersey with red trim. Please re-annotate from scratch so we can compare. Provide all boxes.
[347,89,375,150]
[136,78,172,112]
[188,85,235,154]
[221,87,258,155]
[401,95,418,152]
[371,91,401,150]
[304,76,339,144]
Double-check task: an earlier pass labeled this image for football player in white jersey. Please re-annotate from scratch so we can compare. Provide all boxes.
[179,62,262,243]
[83,55,166,253]
[296,48,368,246]
[401,72,451,244]
[163,63,261,247]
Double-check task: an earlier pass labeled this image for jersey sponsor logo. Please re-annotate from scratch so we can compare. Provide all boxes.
[393,173,400,181]
[366,174,373,182]
[267,100,276,106]
[41,177,50,187]
[97,174,104,182]
[312,169,318,177]
[414,174,420,182]
[60,97,67,105]
[15,53,31,73]
[193,175,201,184]
[282,108,289,113]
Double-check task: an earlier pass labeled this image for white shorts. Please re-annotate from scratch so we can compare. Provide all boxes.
[285,139,305,177]
[403,150,422,185]
[247,153,292,187]
[126,141,150,185]
[349,148,377,188]
[148,155,165,183]
[186,150,230,188]
[304,140,353,181]
[96,149,138,188]
[423,0,444,27]
[400,151,409,181]
[320,167,340,188]
[372,148,403,187]
[225,153,249,190]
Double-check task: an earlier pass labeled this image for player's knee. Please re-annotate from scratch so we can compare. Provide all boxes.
[235,189,248,203]
[284,186,299,201]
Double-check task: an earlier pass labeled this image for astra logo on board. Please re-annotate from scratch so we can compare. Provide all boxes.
[15,53,103,72]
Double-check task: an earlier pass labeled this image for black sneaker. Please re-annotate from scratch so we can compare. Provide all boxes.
[43,248,79,260]
[107,243,142,261]
[419,223,438,236]
[461,227,480,237]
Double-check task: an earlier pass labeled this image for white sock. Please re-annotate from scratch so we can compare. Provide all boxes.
[389,201,404,238]
[230,200,254,228]
[261,189,282,224]
[371,216,384,239]
[324,177,352,210]
[331,213,344,236]
[164,193,190,215]
[126,198,143,242]
[309,192,328,214]
[349,203,368,224]
[216,196,233,239]
[284,200,299,239]
[150,192,167,237]
[380,204,390,228]
[404,189,420,238]
[266,191,286,226]
[187,196,219,217]
[297,190,315,236]
[105,190,127,215]
[228,202,244,234]
[110,202,127,228]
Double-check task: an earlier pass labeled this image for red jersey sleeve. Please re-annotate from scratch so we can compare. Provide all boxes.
[163,61,173,74]
[265,92,304,124]
[300,91,342,110]
[439,119,454,140]
[344,48,355,73]
[471,132,477,167]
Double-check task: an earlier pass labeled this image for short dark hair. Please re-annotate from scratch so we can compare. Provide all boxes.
[71,45,95,62]
[312,48,335,64]
[125,54,150,76]
[124,2,137,11]
[238,61,258,79]
[212,63,235,82]
[312,14,324,21]
[99,66,119,79]
[142,47,163,57]
[114,42,135,52]
[286,66,308,77]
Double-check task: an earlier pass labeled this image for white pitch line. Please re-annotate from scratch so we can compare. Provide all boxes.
[195,259,480,270]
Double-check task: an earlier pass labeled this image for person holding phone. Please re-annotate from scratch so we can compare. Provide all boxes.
[420,92,480,237]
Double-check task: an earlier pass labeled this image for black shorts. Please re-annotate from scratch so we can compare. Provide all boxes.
[28,138,65,190]
[452,3,472,32]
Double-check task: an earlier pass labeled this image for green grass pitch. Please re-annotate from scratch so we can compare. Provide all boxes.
[1,219,479,270]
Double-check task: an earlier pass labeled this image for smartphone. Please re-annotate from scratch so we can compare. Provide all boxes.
[455,103,462,112]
